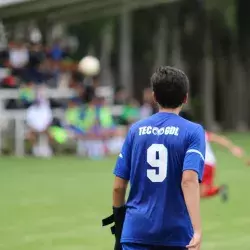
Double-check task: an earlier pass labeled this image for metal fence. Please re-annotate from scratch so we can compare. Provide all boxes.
[0,88,122,156]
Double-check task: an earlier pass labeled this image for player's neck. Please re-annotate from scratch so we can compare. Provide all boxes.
[158,107,181,115]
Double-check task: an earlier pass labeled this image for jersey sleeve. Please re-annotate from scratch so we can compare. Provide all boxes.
[183,125,205,182]
[113,129,133,180]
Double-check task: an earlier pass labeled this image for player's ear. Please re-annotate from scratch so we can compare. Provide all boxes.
[183,94,188,104]
[152,91,157,104]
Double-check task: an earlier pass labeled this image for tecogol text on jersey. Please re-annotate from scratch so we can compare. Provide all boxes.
[139,126,179,136]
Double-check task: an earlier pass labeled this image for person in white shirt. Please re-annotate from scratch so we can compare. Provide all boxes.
[180,111,249,202]
[201,131,249,201]
[26,92,53,157]
[9,42,29,69]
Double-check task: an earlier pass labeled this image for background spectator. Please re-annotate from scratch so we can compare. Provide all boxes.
[26,87,53,157]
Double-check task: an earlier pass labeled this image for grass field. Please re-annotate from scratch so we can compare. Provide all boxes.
[1,133,250,250]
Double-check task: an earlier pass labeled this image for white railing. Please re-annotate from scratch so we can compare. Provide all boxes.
[0,88,122,156]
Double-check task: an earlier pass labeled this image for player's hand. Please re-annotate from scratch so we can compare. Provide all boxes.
[186,232,202,250]
[230,146,244,158]
[245,159,250,166]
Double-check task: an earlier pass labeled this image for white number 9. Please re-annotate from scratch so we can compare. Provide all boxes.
[147,144,168,182]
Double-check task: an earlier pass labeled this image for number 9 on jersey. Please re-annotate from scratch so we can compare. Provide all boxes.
[147,144,168,183]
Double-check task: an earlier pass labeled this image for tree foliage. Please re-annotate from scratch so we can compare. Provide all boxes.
[67,0,250,129]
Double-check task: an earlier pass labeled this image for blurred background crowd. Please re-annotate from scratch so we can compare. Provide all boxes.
[0,0,249,158]
[0,25,156,158]
[0,38,156,157]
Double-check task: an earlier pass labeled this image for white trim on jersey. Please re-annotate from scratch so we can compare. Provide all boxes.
[186,149,205,161]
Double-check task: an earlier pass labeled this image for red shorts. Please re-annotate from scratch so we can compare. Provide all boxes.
[202,164,215,186]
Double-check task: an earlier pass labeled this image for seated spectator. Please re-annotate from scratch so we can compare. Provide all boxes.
[79,97,112,137]
[46,41,66,86]
[49,121,68,145]
[77,96,124,158]
[29,43,45,67]
[48,40,65,62]
[8,41,29,78]
[19,82,35,108]
[23,43,49,86]
[0,48,9,68]
[69,70,96,104]
[26,90,53,157]
[1,70,17,89]
[114,87,129,105]
[65,98,81,125]
[48,98,82,145]
[0,46,17,89]
[120,98,140,125]
[63,97,84,136]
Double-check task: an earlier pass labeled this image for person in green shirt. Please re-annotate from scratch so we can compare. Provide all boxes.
[121,98,140,125]
[49,97,83,144]
[19,82,36,107]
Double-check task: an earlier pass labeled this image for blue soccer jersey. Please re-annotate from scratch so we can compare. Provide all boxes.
[113,112,205,247]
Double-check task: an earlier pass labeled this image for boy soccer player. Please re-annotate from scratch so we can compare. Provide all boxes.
[201,131,246,200]
[106,66,206,250]
[179,110,249,201]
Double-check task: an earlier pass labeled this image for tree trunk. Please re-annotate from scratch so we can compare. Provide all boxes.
[119,10,133,96]
[233,55,248,131]
[217,56,232,129]
[153,15,167,70]
[246,60,250,126]
[100,21,114,86]
[202,27,216,130]
[0,21,7,50]
[171,25,184,71]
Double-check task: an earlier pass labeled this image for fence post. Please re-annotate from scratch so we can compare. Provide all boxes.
[0,94,4,155]
[15,119,25,156]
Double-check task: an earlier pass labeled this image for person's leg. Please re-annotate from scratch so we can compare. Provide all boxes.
[27,130,39,156]
[200,165,220,198]
[27,130,38,147]
[201,165,228,201]
[36,131,52,158]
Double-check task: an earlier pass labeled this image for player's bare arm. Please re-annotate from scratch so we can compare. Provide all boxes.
[208,132,250,165]
[182,170,202,249]
[113,176,128,207]
[103,128,131,250]
[208,132,243,157]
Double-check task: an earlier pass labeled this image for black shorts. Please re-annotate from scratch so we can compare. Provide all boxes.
[122,243,186,250]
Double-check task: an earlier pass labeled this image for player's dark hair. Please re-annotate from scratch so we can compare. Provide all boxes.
[151,66,189,108]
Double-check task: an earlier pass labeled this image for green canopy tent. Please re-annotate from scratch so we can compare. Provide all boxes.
[0,0,179,23]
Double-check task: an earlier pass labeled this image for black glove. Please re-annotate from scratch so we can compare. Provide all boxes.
[113,206,126,250]
[102,206,126,250]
